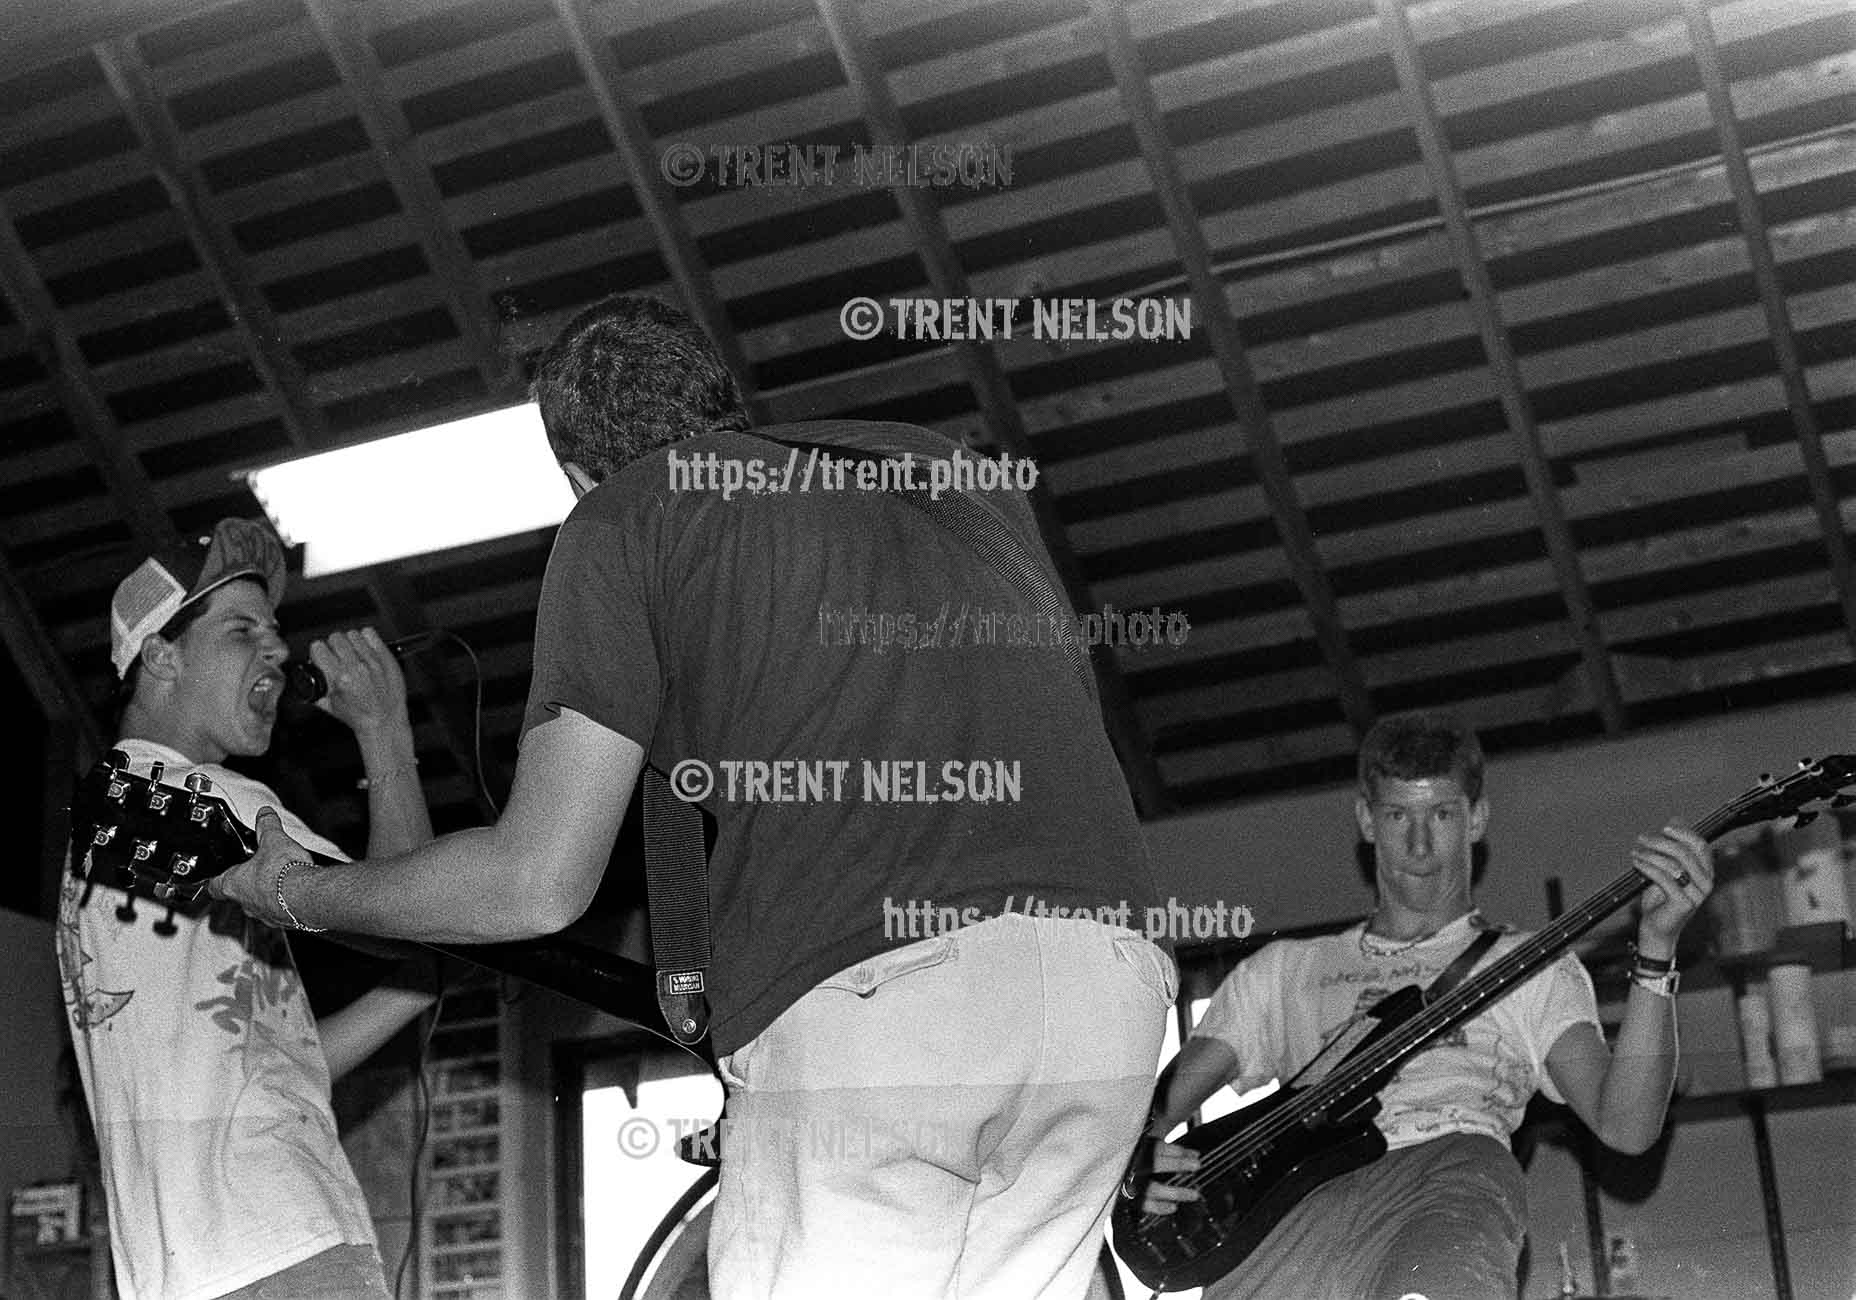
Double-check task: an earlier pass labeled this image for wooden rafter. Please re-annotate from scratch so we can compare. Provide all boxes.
[96,37,508,820]
[1679,0,1856,657]
[0,541,104,765]
[1373,0,1626,734]
[301,0,521,402]
[1085,0,1373,740]
[0,203,179,560]
[548,0,771,422]
[814,0,1170,816]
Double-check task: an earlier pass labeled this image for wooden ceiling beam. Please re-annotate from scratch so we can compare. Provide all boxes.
[1372,0,1626,736]
[547,0,771,422]
[1085,0,1373,742]
[0,0,238,86]
[0,209,179,562]
[1678,0,1856,659]
[814,0,1170,817]
[95,37,507,822]
[301,0,522,403]
[0,542,105,766]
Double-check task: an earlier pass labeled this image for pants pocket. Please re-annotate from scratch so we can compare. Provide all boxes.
[814,935,956,997]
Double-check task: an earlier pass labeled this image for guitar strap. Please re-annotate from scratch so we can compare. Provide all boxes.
[640,431,1099,1048]
[1421,924,1502,1005]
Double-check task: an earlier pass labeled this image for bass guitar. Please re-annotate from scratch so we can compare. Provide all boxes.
[1112,754,1856,1293]
[68,749,665,1032]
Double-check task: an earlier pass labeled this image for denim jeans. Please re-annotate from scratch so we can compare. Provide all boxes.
[1202,1132,1528,1300]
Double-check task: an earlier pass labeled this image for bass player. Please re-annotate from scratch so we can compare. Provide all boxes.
[1138,709,1713,1299]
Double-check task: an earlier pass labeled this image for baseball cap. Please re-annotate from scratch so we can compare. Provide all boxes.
[109,518,289,678]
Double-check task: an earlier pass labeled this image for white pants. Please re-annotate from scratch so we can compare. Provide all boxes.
[708,913,1175,1299]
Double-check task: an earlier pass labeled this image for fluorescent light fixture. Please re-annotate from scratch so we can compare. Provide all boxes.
[246,403,575,577]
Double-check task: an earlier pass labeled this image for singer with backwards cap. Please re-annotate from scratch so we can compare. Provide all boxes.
[57,517,443,1300]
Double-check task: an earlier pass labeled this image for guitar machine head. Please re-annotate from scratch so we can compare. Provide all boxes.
[70,750,249,910]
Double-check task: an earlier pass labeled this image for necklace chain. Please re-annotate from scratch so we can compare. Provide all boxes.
[1358,909,1478,957]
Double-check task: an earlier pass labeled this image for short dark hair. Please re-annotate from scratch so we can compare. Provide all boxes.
[530,294,749,482]
[1357,710,1485,804]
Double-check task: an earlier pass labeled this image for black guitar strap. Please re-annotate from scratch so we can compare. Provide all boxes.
[1421,925,1502,1006]
[640,431,1099,1048]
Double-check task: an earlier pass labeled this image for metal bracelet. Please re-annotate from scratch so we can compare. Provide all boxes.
[1629,967,1680,998]
[275,857,328,933]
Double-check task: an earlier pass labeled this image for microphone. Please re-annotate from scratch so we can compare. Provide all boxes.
[281,630,444,704]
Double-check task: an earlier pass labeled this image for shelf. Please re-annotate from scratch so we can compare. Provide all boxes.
[1589,921,1852,1001]
[1668,1067,1856,1124]
[1523,1067,1856,1140]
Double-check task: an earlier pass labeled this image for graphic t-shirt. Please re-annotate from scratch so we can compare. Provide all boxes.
[522,420,1160,1055]
[58,739,376,1300]
[1192,911,1600,1148]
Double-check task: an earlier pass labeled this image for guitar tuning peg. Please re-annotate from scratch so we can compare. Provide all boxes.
[104,748,129,772]
[1799,758,1813,769]
[115,894,137,923]
[1759,772,1773,785]
[148,762,164,784]
[152,907,179,938]
[168,853,198,878]
[184,772,211,794]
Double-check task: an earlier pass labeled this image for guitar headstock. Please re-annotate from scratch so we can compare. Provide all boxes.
[70,750,254,905]
[1703,754,1856,843]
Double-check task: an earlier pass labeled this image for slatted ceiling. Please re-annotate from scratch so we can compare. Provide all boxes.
[0,1,1850,819]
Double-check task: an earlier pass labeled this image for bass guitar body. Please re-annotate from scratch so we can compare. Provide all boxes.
[1113,1085,1385,1291]
[1111,985,1427,1292]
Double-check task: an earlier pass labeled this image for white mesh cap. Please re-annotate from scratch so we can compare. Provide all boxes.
[108,518,288,678]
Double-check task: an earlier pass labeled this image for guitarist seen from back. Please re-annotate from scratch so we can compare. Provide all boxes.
[58,518,442,1300]
[1140,710,1714,1300]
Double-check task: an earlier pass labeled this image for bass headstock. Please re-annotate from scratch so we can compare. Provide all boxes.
[70,749,253,905]
[1702,754,1856,844]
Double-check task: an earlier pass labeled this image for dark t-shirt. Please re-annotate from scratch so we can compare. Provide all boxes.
[522,420,1158,1054]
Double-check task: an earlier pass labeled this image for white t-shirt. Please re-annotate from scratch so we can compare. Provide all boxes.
[1192,911,1600,1149]
[57,739,377,1300]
